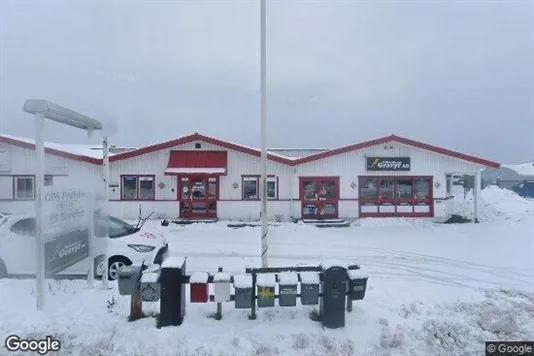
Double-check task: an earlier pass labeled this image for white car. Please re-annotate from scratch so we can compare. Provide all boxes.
[0,213,168,280]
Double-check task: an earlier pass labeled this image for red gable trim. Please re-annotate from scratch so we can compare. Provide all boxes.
[0,135,101,165]
[110,133,294,164]
[292,134,500,168]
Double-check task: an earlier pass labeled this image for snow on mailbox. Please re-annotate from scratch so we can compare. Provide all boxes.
[213,272,231,303]
[299,271,320,305]
[190,272,209,303]
[257,273,276,308]
[140,271,161,302]
[347,267,368,301]
[233,274,253,309]
[278,272,298,307]
[117,265,142,296]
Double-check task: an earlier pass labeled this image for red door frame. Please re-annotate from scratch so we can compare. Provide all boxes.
[358,175,434,217]
[178,175,219,218]
[299,176,340,219]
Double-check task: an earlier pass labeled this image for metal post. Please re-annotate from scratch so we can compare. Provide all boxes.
[87,196,94,288]
[216,267,223,319]
[474,171,481,223]
[34,113,46,310]
[102,136,110,289]
[260,0,268,268]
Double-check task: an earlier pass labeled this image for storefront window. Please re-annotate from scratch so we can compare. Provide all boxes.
[303,181,317,200]
[379,179,394,199]
[360,178,378,199]
[319,181,336,200]
[414,179,430,199]
[395,179,412,199]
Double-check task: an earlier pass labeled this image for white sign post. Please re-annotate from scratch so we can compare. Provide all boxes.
[23,100,104,311]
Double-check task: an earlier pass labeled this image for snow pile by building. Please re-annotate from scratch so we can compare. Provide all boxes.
[454,185,534,222]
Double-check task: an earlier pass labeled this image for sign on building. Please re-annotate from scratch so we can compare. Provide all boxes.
[366,157,411,171]
[42,187,93,276]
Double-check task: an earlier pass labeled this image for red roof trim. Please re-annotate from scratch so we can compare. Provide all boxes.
[110,133,294,164]
[292,134,500,168]
[0,135,101,165]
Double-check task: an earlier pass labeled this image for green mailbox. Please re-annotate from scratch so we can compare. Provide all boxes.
[278,272,298,307]
[299,272,320,305]
[233,274,253,309]
[257,273,276,308]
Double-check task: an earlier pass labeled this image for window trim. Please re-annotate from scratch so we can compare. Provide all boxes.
[241,175,278,200]
[14,176,35,200]
[120,174,156,200]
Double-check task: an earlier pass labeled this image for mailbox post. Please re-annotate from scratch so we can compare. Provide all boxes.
[320,265,348,329]
[159,257,186,327]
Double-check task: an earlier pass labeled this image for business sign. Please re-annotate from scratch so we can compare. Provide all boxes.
[42,187,93,275]
[366,157,411,171]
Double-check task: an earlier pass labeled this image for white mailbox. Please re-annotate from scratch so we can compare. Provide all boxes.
[213,272,231,303]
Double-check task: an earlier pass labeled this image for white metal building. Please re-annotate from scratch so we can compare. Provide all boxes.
[0,133,500,222]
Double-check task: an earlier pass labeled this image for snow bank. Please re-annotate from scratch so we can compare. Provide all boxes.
[454,185,534,222]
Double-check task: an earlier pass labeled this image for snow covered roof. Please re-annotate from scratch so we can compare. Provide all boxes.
[501,163,534,177]
[0,133,135,159]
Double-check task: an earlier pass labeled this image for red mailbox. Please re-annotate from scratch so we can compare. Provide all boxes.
[190,272,209,303]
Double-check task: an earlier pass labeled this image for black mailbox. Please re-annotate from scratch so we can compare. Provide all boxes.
[348,269,368,301]
[158,257,186,327]
[320,265,347,329]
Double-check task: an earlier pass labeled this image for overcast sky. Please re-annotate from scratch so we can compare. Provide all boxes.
[0,0,532,164]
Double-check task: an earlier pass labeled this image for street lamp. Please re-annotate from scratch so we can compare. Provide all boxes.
[22,99,109,310]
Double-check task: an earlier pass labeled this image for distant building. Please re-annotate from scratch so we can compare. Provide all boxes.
[482,162,534,197]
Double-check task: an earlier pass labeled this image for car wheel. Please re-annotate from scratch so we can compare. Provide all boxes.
[0,259,7,279]
[107,256,132,281]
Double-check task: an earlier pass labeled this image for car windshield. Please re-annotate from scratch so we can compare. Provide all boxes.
[94,216,138,239]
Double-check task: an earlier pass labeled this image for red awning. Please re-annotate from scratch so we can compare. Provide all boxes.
[165,151,227,175]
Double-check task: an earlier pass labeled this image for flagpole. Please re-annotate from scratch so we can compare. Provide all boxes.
[260,0,268,268]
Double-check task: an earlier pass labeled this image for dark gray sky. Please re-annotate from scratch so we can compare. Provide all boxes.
[0,0,533,164]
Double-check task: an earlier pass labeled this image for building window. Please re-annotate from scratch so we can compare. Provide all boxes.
[267,176,278,200]
[15,176,34,200]
[242,175,278,200]
[121,175,155,200]
[242,176,259,200]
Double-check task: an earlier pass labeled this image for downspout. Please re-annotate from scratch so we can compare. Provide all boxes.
[289,167,295,220]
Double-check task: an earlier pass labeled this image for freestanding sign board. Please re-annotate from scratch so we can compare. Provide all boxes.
[42,187,93,276]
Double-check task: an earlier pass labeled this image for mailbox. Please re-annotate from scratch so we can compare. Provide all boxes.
[213,272,231,303]
[117,265,142,296]
[321,265,348,329]
[189,272,209,303]
[140,271,161,302]
[256,273,276,308]
[348,268,368,301]
[278,272,298,307]
[233,274,253,309]
[299,272,320,305]
[159,257,186,327]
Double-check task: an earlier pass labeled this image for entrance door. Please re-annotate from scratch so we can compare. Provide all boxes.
[179,176,218,218]
[300,177,339,219]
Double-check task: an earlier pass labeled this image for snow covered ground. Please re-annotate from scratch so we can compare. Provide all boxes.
[1,187,533,356]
